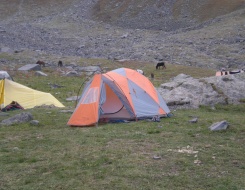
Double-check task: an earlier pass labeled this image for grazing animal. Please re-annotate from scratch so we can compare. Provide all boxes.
[36,60,45,67]
[58,60,63,67]
[156,61,166,69]
[151,73,154,79]
[136,69,144,75]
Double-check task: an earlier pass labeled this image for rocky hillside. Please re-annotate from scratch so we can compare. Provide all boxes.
[0,0,245,70]
[92,0,245,31]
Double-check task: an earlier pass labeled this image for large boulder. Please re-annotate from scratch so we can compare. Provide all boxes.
[157,73,245,109]
[0,112,33,126]
[18,64,41,71]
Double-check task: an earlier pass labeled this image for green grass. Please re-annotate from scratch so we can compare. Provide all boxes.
[0,60,244,190]
[1,105,244,190]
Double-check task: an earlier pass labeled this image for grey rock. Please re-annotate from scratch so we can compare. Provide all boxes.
[77,66,101,72]
[189,118,198,123]
[66,96,80,101]
[35,71,48,76]
[30,120,39,126]
[18,64,41,71]
[0,71,13,80]
[170,73,192,81]
[209,120,229,131]
[153,155,161,160]
[49,83,64,89]
[65,71,79,77]
[0,112,33,126]
[158,73,245,109]
[65,66,74,70]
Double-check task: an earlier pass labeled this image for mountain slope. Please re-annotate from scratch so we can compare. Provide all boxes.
[92,0,245,31]
[0,0,244,70]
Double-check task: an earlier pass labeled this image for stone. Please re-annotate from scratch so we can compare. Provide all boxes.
[35,71,48,76]
[30,120,39,126]
[0,112,33,126]
[0,71,13,80]
[157,73,245,109]
[77,66,101,72]
[153,155,161,160]
[189,118,198,123]
[209,120,229,131]
[65,71,79,76]
[66,96,80,101]
[18,64,41,71]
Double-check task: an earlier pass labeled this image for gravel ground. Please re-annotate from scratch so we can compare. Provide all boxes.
[0,0,245,69]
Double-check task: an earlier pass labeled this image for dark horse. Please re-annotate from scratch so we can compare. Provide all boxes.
[156,61,166,69]
[36,60,45,67]
[58,60,63,67]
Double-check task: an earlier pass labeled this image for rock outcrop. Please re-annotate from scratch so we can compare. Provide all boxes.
[158,73,245,109]
[0,112,33,126]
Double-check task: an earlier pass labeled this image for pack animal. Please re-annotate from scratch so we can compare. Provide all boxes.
[58,60,63,67]
[36,60,46,67]
[156,61,166,69]
[151,73,154,79]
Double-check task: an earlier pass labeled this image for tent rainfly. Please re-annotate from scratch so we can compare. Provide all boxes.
[68,68,170,127]
[0,79,65,109]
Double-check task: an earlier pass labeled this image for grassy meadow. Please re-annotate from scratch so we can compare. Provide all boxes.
[0,58,244,190]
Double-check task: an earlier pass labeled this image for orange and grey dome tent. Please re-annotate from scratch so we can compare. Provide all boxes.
[67,68,170,127]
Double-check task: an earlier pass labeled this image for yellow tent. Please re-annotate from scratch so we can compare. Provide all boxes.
[0,79,65,109]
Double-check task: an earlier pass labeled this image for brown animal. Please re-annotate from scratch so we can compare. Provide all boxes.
[156,61,166,69]
[151,73,154,79]
[58,60,63,67]
[36,60,45,67]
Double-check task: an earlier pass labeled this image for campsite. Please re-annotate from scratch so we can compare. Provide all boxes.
[1,0,245,189]
[0,59,244,189]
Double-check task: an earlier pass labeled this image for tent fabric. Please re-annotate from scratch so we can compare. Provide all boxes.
[68,74,102,126]
[0,79,4,106]
[0,79,65,109]
[68,68,170,127]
